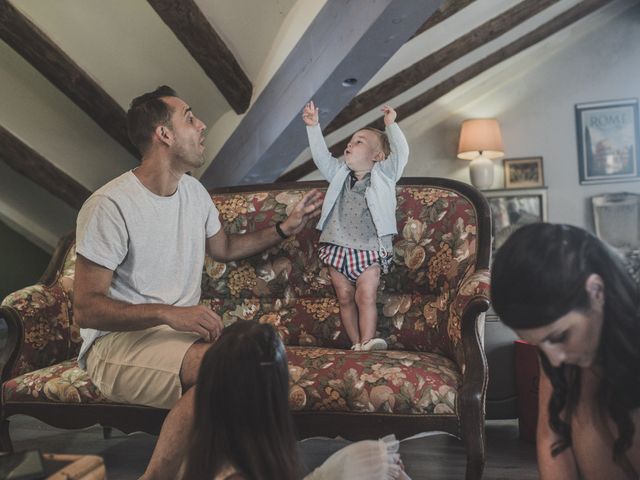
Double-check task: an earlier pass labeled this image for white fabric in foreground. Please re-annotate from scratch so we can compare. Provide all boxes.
[304,434,411,480]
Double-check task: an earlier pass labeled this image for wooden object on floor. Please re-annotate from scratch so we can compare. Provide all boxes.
[43,453,105,480]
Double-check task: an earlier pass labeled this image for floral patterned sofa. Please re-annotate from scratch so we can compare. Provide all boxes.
[0,178,491,479]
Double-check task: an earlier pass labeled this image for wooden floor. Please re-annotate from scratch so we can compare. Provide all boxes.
[12,416,537,479]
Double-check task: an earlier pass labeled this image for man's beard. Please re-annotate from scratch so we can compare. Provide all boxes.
[175,142,204,169]
[193,153,205,168]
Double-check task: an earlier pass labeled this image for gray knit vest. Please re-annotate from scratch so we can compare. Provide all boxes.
[319,174,393,252]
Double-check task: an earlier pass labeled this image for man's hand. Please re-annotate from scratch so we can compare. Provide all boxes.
[382,104,397,126]
[165,305,223,343]
[280,189,323,236]
[302,101,319,126]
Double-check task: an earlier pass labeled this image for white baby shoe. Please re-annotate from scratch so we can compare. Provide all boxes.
[360,338,387,351]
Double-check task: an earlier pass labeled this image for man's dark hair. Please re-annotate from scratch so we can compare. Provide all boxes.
[126,85,178,155]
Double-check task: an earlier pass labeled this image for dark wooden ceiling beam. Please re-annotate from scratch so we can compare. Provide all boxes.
[279,0,613,182]
[281,0,561,182]
[326,0,561,134]
[147,0,252,114]
[0,1,137,158]
[410,0,476,40]
[0,126,91,210]
[200,0,444,189]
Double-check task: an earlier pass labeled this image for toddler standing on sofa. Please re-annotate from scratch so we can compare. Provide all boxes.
[302,101,409,351]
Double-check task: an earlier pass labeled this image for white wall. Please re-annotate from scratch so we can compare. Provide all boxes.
[303,1,640,231]
[407,2,640,230]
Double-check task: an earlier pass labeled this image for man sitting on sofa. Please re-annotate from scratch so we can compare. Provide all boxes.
[73,85,323,480]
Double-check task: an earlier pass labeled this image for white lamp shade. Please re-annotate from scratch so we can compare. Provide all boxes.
[457,119,504,160]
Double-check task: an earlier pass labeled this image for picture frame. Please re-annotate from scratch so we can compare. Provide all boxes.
[591,192,640,250]
[575,98,640,185]
[503,157,544,188]
[484,188,548,252]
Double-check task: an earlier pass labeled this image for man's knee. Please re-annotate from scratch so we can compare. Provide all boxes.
[180,341,212,388]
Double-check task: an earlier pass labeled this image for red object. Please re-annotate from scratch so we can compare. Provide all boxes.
[515,340,540,443]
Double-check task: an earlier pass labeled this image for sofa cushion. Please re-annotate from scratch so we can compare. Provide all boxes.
[286,347,460,414]
[205,293,458,358]
[4,348,461,415]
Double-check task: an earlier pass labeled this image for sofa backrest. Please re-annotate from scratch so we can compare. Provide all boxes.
[0,178,491,378]
[0,234,78,378]
[203,179,491,362]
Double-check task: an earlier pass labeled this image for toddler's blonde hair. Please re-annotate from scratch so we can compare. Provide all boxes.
[362,127,390,157]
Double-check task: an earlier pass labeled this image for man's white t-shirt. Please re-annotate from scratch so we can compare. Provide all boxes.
[75,170,221,368]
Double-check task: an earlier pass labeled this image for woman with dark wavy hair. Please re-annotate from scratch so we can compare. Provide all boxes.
[184,320,298,480]
[184,320,408,480]
[491,223,640,479]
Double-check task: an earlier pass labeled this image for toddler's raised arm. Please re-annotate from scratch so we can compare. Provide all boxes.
[379,105,409,181]
[303,101,341,180]
[382,105,397,126]
[302,101,319,126]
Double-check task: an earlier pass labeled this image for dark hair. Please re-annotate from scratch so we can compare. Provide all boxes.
[126,85,178,155]
[362,127,391,157]
[184,321,299,480]
[491,223,640,460]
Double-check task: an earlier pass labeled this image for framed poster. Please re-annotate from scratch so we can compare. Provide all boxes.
[591,192,640,250]
[484,188,548,252]
[503,157,544,188]
[575,98,640,184]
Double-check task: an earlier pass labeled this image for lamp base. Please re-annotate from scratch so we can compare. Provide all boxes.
[469,156,494,190]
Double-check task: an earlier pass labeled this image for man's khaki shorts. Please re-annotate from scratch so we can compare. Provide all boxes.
[85,325,201,409]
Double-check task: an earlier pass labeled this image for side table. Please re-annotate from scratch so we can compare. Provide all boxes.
[484,308,519,419]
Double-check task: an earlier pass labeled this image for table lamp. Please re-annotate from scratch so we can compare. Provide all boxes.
[457,118,504,190]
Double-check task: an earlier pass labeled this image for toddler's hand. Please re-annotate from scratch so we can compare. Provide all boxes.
[302,101,319,126]
[382,105,397,126]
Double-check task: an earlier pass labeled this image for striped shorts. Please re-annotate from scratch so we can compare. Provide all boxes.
[318,243,391,283]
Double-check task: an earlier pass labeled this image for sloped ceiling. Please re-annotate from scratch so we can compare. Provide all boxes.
[0,0,633,252]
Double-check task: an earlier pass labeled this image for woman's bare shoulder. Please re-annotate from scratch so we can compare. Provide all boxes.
[214,465,246,480]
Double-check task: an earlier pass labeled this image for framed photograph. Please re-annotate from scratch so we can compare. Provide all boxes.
[575,98,640,184]
[503,157,544,188]
[484,188,548,251]
[591,192,640,250]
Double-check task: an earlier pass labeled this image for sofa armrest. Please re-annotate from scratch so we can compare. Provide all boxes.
[454,268,491,375]
[0,282,76,380]
[451,269,490,426]
[451,269,491,324]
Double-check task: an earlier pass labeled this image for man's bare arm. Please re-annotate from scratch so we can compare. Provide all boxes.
[206,189,323,261]
[74,255,222,341]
